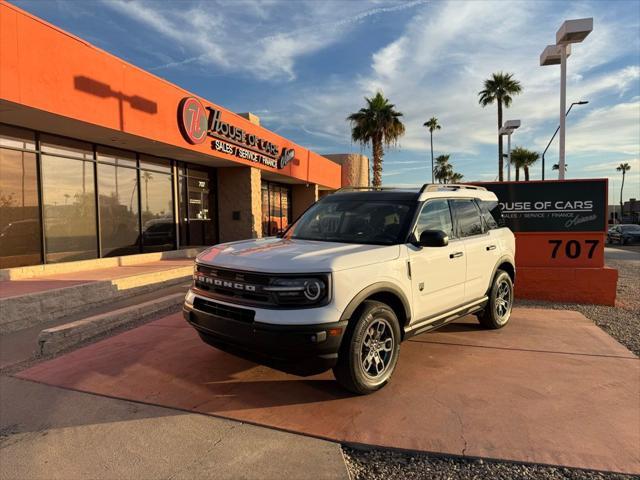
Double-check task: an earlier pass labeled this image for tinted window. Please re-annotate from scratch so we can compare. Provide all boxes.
[41,155,97,263]
[288,200,413,245]
[479,200,504,230]
[140,170,175,252]
[415,200,454,238]
[0,148,41,268]
[98,163,140,257]
[451,200,483,237]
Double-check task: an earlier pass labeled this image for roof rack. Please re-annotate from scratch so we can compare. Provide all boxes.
[424,184,487,192]
[333,186,419,192]
[418,183,487,201]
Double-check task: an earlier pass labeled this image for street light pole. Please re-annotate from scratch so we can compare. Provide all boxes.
[541,100,588,180]
[499,120,520,182]
[540,18,593,180]
[558,44,568,180]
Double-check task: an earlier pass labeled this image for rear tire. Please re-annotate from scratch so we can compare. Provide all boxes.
[478,270,513,329]
[333,300,401,395]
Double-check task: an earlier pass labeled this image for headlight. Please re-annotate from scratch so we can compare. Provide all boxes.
[264,275,330,306]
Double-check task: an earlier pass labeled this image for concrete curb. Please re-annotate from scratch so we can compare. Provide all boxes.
[0,267,193,334]
[37,292,186,357]
[0,248,203,281]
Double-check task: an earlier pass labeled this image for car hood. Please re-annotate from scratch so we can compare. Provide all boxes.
[196,237,401,273]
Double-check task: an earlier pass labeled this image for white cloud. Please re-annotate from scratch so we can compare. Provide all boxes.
[104,0,426,81]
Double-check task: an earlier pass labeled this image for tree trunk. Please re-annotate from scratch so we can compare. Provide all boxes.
[372,135,384,187]
[497,99,504,182]
[524,166,530,181]
[430,131,434,184]
[620,171,626,219]
[515,167,520,182]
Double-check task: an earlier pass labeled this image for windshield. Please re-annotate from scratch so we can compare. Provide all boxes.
[621,225,640,232]
[285,199,414,245]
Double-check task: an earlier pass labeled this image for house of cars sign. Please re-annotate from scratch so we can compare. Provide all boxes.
[477,179,607,232]
[178,97,295,169]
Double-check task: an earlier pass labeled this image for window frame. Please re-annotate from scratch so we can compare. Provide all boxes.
[449,198,485,239]
[412,198,456,242]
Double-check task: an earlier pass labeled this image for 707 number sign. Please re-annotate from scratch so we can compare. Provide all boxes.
[548,239,600,259]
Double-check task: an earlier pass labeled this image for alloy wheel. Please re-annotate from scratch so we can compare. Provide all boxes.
[360,318,394,379]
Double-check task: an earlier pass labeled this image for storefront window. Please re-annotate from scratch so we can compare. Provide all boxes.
[41,135,93,160]
[97,146,137,168]
[98,163,140,257]
[0,125,36,151]
[261,181,291,236]
[0,147,41,268]
[41,155,97,263]
[140,168,175,252]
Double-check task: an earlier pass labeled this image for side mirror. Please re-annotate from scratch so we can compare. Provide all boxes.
[418,229,449,247]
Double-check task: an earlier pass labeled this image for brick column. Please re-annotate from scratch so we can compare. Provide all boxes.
[291,184,318,220]
[217,167,262,242]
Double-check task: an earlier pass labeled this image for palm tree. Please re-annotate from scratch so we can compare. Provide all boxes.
[450,172,464,183]
[423,117,441,183]
[616,163,631,217]
[348,92,405,187]
[433,154,453,183]
[478,72,522,182]
[142,171,153,211]
[510,147,540,181]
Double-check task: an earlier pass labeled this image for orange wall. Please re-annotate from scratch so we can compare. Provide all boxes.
[0,1,341,189]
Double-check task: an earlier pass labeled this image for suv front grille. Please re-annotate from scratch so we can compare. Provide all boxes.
[193,297,255,323]
[194,265,273,305]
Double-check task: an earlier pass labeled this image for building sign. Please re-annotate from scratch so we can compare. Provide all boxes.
[479,179,607,232]
[178,97,295,169]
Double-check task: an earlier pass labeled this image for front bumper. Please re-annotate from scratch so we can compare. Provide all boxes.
[183,297,347,376]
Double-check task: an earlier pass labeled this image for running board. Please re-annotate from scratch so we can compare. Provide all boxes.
[404,297,488,338]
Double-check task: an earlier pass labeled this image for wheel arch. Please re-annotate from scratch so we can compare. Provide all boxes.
[339,282,411,334]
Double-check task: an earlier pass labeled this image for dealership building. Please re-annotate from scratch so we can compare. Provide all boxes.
[0,2,368,269]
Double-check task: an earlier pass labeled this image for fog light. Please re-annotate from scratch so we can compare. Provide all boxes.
[185,290,195,306]
[311,331,327,343]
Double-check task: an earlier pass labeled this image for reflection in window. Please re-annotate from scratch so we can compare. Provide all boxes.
[451,200,483,238]
[140,170,175,252]
[41,155,97,263]
[0,148,41,268]
[416,200,454,238]
[98,164,139,257]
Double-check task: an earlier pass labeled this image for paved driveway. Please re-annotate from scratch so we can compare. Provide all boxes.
[16,308,640,475]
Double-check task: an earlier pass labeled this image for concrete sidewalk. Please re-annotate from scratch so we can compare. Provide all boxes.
[0,376,348,480]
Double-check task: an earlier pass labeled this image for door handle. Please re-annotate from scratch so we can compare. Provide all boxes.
[486,245,497,251]
[449,251,464,259]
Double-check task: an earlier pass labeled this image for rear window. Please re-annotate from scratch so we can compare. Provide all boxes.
[479,200,505,230]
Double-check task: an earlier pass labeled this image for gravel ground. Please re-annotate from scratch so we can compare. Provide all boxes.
[342,252,639,479]
[342,447,637,480]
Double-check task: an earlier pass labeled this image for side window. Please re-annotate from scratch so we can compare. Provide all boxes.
[451,200,483,238]
[415,200,454,238]
[478,200,503,230]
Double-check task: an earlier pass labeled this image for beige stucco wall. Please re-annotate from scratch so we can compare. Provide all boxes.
[324,154,369,187]
[217,167,262,242]
[291,184,319,220]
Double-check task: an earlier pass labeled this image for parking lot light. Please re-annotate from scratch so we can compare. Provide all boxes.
[540,18,593,180]
[499,120,520,181]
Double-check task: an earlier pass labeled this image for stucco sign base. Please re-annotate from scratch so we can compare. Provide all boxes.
[17,308,640,475]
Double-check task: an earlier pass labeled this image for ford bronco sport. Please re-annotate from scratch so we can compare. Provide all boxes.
[184,184,515,394]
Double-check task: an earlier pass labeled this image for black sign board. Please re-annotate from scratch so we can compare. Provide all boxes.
[476,179,607,233]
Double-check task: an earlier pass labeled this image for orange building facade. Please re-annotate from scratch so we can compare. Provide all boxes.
[0,2,355,268]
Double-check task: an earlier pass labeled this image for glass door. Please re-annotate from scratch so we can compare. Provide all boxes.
[179,167,216,246]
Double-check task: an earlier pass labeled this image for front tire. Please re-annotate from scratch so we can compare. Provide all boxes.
[333,300,401,395]
[478,270,513,329]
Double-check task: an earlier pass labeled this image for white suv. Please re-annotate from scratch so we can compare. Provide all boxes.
[184,184,515,394]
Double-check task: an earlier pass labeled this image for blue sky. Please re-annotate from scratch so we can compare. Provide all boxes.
[14,0,640,202]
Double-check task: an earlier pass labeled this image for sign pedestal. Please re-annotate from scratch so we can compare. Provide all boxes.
[477,179,617,306]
